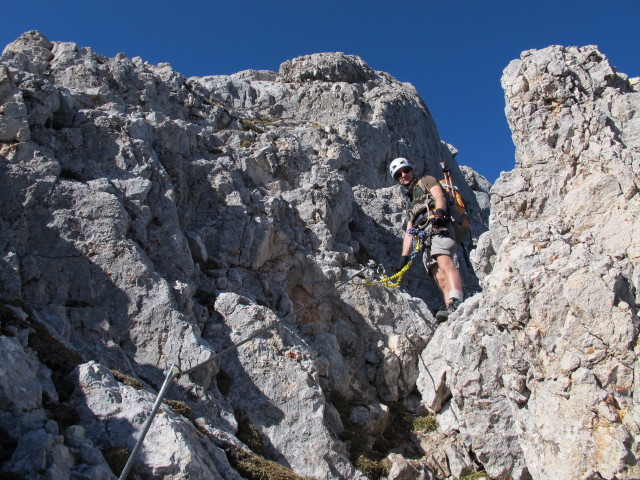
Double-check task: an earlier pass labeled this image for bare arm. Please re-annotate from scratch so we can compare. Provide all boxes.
[430,184,448,212]
[402,219,414,256]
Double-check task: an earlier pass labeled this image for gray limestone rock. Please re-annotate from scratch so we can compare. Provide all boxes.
[1,30,484,479]
[70,361,229,479]
[418,45,640,480]
[11,29,637,480]
[279,52,375,83]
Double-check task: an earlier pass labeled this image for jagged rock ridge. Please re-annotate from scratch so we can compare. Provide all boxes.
[0,31,487,480]
[3,31,638,480]
[419,45,640,479]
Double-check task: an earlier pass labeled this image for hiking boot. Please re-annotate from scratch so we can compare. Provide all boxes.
[447,297,462,313]
[435,309,450,323]
[434,298,462,323]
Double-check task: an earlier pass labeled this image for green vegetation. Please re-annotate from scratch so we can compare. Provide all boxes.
[235,410,265,456]
[411,415,438,434]
[225,446,315,480]
[459,472,491,480]
[164,399,194,422]
[239,118,265,134]
[330,393,394,479]
[110,370,143,390]
[354,455,391,480]
[197,416,313,480]
[103,447,132,478]
[255,116,278,127]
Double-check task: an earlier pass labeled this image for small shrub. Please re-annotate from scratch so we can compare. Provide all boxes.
[459,472,491,480]
[235,410,265,456]
[103,446,131,478]
[225,446,314,480]
[110,370,143,390]
[239,118,265,134]
[411,415,438,433]
[241,138,254,148]
[355,455,390,480]
[164,399,194,421]
[256,117,277,126]
[347,430,371,462]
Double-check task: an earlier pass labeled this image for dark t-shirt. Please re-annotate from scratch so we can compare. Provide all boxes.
[404,175,440,218]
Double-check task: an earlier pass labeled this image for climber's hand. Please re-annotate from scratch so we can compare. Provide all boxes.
[431,209,448,228]
[396,255,410,272]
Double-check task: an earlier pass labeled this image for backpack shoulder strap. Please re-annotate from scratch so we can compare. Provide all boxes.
[416,176,436,194]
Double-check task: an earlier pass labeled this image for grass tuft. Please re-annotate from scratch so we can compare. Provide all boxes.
[459,472,491,480]
[239,118,265,134]
[164,399,194,421]
[103,446,131,478]
[256,117,278,126]
[410,415,438,434]
[225,446,315,480]
[110,370,143,390]
[355,455,390,480]
[235,410,265,456]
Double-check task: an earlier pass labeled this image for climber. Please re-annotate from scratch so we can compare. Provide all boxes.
[390,157,464,322]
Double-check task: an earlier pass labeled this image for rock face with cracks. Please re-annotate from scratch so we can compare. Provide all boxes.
[0,31,486,480]
[2,31,638,480]
[418,45,640,479]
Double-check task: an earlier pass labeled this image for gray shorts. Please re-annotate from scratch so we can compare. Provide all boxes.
[422,227,458,270]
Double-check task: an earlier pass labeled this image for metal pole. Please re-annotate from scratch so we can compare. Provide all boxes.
[118,364,180,480]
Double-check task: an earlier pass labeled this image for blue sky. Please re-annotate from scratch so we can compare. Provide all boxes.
[1,0,638,183]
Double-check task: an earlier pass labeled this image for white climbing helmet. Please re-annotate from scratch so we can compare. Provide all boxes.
[389,157,414,179]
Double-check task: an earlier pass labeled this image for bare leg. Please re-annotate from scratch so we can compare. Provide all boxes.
[429,254,463,305]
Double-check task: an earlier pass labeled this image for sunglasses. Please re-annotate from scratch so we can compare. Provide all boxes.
[394,167,412,180]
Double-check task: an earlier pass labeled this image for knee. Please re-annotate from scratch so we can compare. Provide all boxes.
[436,254,455,270]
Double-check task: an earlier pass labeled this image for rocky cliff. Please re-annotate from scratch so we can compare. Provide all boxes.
[0,31,638,480]
[419,45,640,480]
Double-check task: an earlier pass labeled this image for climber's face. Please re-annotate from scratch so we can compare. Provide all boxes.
[394,167,414,185]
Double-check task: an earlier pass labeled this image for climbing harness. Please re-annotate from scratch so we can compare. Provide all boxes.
[117,264,369,479]
[361,226,433,288]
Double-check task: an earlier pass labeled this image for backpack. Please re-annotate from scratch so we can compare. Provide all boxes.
[438,162,470,244]
[405,164,471,244]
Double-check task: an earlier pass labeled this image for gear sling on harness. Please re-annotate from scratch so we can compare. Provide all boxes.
[362,226,433,288]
